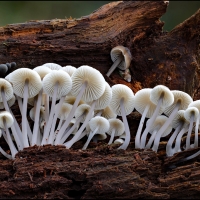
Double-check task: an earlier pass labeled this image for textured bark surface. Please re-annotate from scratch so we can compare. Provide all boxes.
[0,0,200,199]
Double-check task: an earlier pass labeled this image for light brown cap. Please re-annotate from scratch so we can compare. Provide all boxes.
[64,95,85,106]
[110,46,132,70]
[56,103,73,120]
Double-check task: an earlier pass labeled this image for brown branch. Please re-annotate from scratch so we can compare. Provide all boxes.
[0,0,200,199]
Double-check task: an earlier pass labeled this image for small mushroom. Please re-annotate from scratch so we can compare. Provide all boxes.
[107,118,124,145]
[42,63,62,70]
[94,106,117,119]
[41,70,72,145]
[82,116,109,150]
[106,46,132,79]
[184,107,199,150]
[59,65,77,77]
[109,84,135,150]
[0,64,8,77]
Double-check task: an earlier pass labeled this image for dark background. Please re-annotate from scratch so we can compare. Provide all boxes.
[0,1,199,31]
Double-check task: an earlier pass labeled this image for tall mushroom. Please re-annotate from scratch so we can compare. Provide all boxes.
[8,68,43,147]
[56,65,106,147]
[109,84,135,150]
[41,70,72,145]
[151,90,193,152]
[106,46,132,78]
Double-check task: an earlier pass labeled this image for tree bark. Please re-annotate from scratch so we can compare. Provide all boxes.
[0,0,200,199]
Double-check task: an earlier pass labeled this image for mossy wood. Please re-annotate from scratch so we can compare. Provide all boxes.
[0,0,200,198]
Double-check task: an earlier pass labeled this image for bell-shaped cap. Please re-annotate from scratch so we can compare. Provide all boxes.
[33,65,52,80]
[75,104,94,123]
[42,63,62,70]
[172,110,190,129]
[0,111,14,128]
[59,65,77,77]
[107,118,124,137]
[184,107,199,122]
[70,65,106,102]
[110,46,132,70]
[0,78,13,102]
[109,84,135,116]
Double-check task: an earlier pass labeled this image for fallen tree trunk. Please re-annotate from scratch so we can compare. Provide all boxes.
[0,0,200,199]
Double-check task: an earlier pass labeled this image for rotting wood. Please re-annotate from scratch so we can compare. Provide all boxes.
[0,0,200,199]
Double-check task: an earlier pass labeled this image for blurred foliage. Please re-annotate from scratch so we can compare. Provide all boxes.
[0,1,199,31]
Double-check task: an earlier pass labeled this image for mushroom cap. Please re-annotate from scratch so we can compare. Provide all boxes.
[56,103,73,120]
[88,82,112,110]
[0,64,8,75]
[0,111,14,128]
[70,65,106,102]
[184,107,199,122]
[134,88,165,118]
[94,133,107,141]
[33,65,52,80]
[29,106,45,121]
[146,115,172,137]
[42,70,72,99]
[9,68,42,98]
[114,138,124,145]
[0,95,16,109]
[110,46,132,70]
[172,110,190,129]
[42,63,62,70]
[150,85,174,108]
[4,73,12,82]
[164,90,193,116]
[188,100,200,111]
[64,95,85,106]
[0,78,13,102]
[75,104,94,123]
[109,84,135,116]
[107,118,125,136]
[89,116,110,134]
[119,132,126,139]
[60,65,77,77]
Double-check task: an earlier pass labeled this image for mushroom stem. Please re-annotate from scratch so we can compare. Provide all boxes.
[152,102,181,152]
[56,116,64,133]
[118,98,130,150]
[145,129,158,149]
[135,104,150,148]
[185,114,195,150]
[140,95,163,148]
[82,127,98,150]
[59,115,83,144]
[55,82,88,145]
[31,88,43,146]
[48,96,65,144]
[41,82,59,145]
[22,80,30,147]
[108,129,116,145]
[174,125,188,153]
[194,114,200,148]
[16,95,32,143]
[3,118,18,158]
[95,110,103,116]
[166,123,182,157]
[106,57,123,77]
[1,90,23,150]
[64,100,96,149]
[44,94,49,123]
[0,146,12,159]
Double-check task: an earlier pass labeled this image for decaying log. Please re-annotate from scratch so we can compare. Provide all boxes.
[0,0,200,199]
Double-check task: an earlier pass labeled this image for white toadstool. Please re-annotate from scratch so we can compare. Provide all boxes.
[109,84,135,150]
[134,88,165,149]
[59,65,77,77]
[184,107,199,150]
[42,63,62,70]
[82,116,109,150]
[0,111,17,158]
[151,90,193,152]
[107,118,124,145]
[106,46,132,78]
[94,106,117,119]
[41,70,72,145]
[9,68,42,147]
[57,65,106,148]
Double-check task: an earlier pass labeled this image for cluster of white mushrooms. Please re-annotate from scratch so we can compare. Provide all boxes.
[0,63,135,159]
[0,62,199,163]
